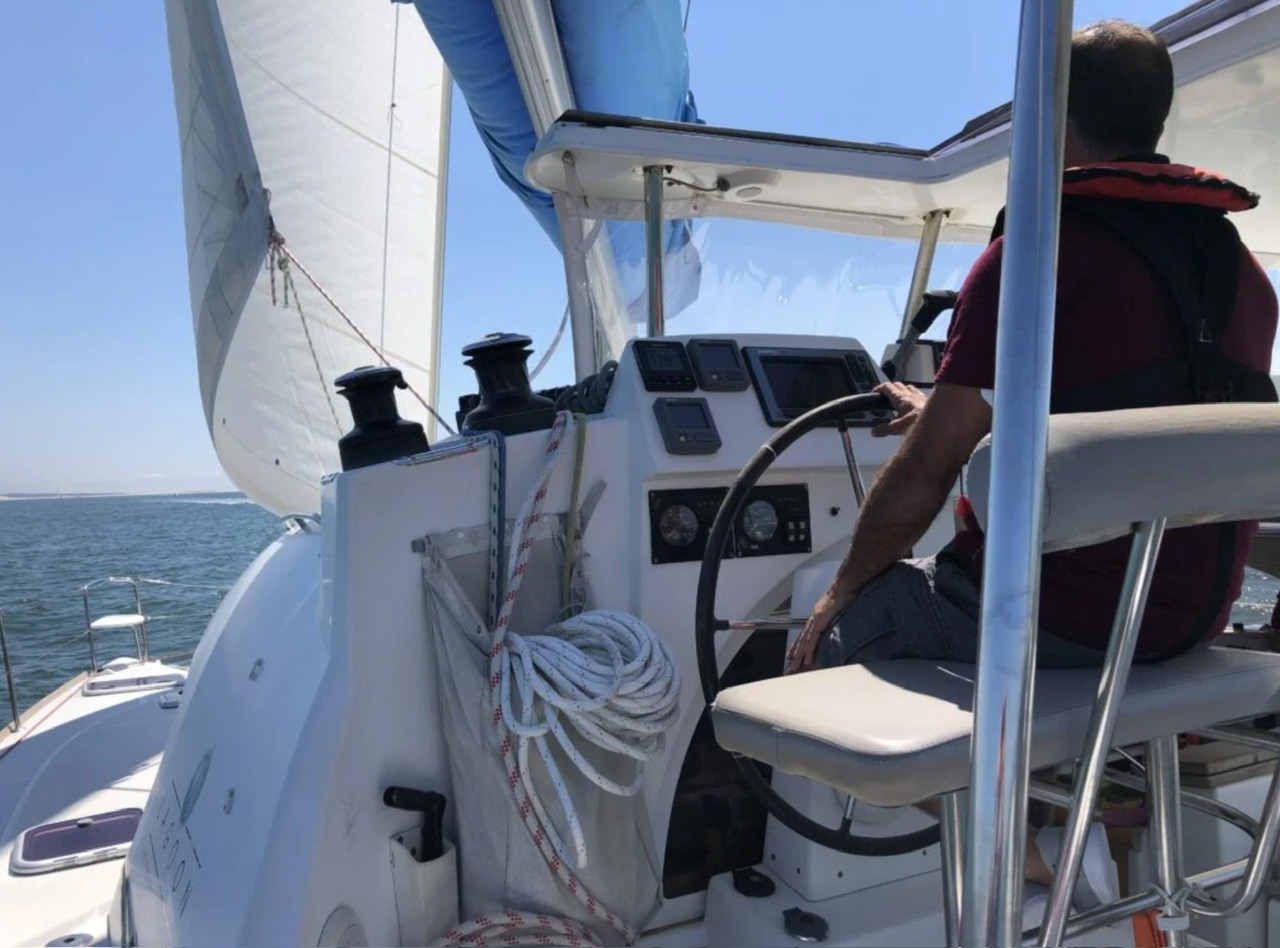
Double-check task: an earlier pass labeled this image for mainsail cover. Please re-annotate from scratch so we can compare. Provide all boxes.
[165,0,448,515]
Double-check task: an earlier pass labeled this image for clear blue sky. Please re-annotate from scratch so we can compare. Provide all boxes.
[0,0,1190,494]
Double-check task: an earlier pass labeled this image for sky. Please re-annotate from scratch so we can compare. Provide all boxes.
[0,0,1194,495]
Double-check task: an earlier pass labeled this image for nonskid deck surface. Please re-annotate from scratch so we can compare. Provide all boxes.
[0,658,186,947]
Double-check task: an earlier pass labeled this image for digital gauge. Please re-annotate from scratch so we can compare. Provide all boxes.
[741,499,779,543]
[658,504,699,548]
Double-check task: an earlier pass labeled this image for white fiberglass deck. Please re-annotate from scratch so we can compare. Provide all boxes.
[0,658,186,947]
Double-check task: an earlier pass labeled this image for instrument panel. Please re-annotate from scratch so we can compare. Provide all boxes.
[637,337,891,452]
[637,335,884,564]
[648,484,812,565]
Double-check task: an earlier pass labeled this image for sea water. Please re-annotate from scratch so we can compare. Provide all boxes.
[1,493,1278,723]
[0,493,278,716]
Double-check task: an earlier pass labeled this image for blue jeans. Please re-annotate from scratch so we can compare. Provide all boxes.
[816,554,1107,669]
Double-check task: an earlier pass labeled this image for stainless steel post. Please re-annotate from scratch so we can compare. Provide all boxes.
[1039,519,1167,944]
[1032,772,1261,842]
[0,612,19,730]
[83,587,97,671]
[132,579,149,660]
[961,0,1073,943]
[553,190,601,381]
[1061,858,1247,940]
[1187,751,1280,919]
[837,423,868,507]
[492,0,630,373]
[644,165,666,338]
[898,209,947,338]
[940,792,965,946]
[1149,735,1188,945]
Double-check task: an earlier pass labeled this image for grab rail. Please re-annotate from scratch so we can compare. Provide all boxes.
[82,577,148,668]
[0,611,19,730]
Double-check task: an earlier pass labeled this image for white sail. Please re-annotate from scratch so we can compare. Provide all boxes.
[165,0,449,515]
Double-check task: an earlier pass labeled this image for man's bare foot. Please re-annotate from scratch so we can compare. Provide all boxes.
[1024,829,1054,886]
[915,799,1054,886]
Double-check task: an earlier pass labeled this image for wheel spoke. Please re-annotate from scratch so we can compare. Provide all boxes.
[839,795,857,835]
[724,613,799,633]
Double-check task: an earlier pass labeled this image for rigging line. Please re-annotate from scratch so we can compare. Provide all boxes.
[683,0,692,32]
[268,228,458,435]
[270,236,344,435]
[378,6,402,350]
[528,302,570,381]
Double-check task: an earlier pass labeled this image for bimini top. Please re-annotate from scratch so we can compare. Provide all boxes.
[526,0,1280,262]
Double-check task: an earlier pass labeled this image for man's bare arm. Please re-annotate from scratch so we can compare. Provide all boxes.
[785,382,993,672]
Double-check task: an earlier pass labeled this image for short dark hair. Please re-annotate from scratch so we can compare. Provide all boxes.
[1068,20,1174,156]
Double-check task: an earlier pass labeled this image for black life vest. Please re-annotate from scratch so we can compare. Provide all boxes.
[989,160,1276,658]
[990,160,1276,411]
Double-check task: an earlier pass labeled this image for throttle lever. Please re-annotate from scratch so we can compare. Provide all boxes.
[883,289,958,381]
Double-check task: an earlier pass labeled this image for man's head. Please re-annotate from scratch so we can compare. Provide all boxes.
[1065,20,1174,164]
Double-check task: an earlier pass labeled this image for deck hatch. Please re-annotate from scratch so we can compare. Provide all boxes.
[11,807,143,875]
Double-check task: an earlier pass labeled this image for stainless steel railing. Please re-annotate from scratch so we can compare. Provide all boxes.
[1,611,19,730]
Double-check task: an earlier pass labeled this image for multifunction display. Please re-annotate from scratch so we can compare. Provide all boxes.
[634,339,697,392]
[653,397,721,455]
[633,339,889,438]
[686,338,749,391]
[743,346,891,427]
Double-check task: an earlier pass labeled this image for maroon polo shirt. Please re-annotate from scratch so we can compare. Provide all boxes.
[937,203,1277,658]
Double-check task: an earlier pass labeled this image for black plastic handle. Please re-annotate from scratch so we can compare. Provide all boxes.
[909,289,958,334]
[383,785,447,861]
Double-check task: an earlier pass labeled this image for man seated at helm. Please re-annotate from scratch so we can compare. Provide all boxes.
[785,19,1277,903]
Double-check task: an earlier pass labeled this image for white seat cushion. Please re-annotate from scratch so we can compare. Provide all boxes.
[711,647,1280,807]
[966,404,1280,553]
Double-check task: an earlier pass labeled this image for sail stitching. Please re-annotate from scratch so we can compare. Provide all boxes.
[223,41,439,178]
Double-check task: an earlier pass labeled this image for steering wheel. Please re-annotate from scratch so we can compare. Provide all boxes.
[694,393,942,856]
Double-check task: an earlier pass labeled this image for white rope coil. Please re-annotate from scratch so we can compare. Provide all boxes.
[497,607,680,868]
[434,413,679,946]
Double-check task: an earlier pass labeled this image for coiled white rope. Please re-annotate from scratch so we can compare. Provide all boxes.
[435,413,680,947]
[498,607,680,869]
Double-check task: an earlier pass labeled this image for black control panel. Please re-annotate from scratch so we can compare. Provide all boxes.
[743,346,892,428]
[686,338,750,392]
[635,339,697,392]
[648,484,811,565]
[653,397,721,455]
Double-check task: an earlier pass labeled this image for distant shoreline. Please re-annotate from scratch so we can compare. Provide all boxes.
[0,490,245,502]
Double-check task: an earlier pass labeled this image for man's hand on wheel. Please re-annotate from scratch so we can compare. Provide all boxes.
[785,586,851,674]
[871,381,928,438]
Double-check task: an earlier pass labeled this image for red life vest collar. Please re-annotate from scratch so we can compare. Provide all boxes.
[1063,162,1258,212]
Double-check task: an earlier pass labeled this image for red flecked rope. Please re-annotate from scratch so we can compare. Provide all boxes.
[435,414,634,947]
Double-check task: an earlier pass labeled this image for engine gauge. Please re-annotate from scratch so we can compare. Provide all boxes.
[659,504,700,548]
[741,499,779,544]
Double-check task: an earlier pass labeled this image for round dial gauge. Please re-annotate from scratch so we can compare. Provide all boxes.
[741,499,779,543]
[659,504,699,548]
